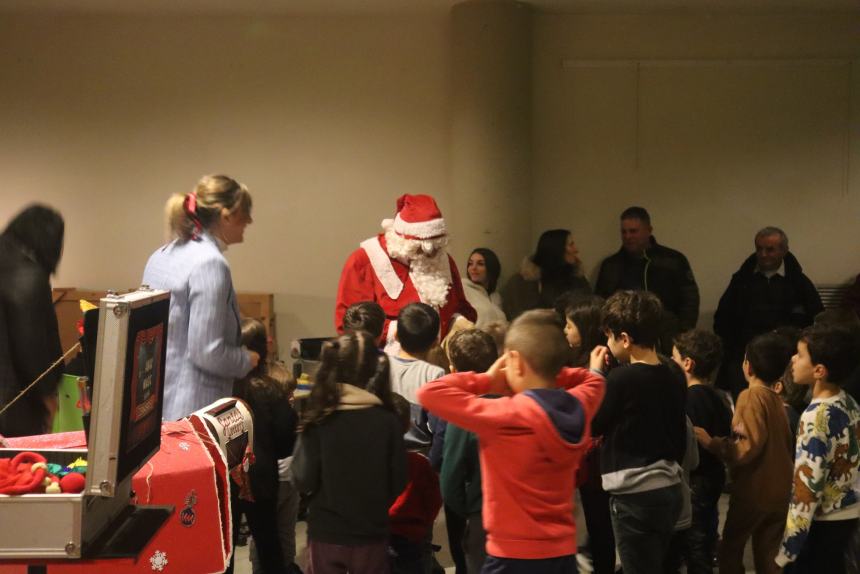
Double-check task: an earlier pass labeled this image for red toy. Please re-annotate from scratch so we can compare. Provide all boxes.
[0,451,49,494]
[60,472,86,494]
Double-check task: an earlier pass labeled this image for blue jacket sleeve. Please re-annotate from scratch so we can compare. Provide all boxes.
[187,257,251,378]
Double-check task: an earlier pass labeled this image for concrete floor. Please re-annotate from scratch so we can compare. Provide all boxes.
[233,492,759,573]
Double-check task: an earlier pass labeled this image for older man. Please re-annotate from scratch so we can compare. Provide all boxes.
[714,226,823,396]
[596,206,700,352]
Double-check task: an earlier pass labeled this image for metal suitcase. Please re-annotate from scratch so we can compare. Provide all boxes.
[0,287,172,560]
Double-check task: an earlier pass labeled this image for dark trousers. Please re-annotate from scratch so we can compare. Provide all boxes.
[784,519,859,574]
[685,473,724,574]
[389,534,434,574]
[663,529,689,574]
[579,477,616,574]
[445,504,468,574]
[464,512,487,574]
[481,554,578,574]
[226,481,287,574]
[307,539,389,574]
[251,478,301,572]
[610,484,683,574]
[847,518,860,574]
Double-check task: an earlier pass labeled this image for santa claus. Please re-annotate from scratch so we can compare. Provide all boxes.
[335,194,477,349]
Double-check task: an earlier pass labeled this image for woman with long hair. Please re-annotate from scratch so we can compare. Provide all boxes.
[0,204,65,437]
[502,229,591,321]
[227,318,298,574]
[462,248,507,328]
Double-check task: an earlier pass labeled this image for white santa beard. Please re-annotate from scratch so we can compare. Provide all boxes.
[384,228,452,308]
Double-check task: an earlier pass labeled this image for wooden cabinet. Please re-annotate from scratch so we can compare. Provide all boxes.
[53,288,278,362]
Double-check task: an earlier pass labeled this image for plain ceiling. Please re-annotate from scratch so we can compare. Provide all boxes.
[1,0,858,14]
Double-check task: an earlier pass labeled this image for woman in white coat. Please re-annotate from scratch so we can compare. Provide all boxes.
[462,248,507,329]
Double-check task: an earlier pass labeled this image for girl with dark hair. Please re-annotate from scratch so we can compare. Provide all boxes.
[562,294,617,574]
[463,248,506,328]
[226,319,298,574]
[502,229,591,321]
[293,331,407,574]
[0,204,65,437]
[143,174,259,420]
[564,295,607,368]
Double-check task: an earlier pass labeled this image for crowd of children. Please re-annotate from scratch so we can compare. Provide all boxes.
[233,289,859,574]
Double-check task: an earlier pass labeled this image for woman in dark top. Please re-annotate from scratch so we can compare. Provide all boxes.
[0,204,64,438]
[502,229,591,321]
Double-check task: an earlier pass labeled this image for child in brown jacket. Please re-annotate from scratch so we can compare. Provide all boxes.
[694,332,794,574]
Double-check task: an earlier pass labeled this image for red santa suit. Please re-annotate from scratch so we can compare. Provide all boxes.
[334,195,476,344]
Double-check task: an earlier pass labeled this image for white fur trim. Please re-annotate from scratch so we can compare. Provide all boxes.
[408,252,453,308]
[383,229,453,308]
[384,321,401,355]
[360,236,404,300]
[393,213,447,239]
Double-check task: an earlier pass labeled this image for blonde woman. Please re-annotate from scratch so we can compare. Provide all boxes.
[143,174,259,420]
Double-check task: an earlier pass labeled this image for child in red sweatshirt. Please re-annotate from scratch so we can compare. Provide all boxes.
[388,392,443,574]
[417,309,606,573]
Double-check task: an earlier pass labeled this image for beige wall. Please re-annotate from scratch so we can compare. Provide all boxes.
[2,8,859,358]
[532,12,860,327]
[0,12,452,353]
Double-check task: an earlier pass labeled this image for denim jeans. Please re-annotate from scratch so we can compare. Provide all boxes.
[609,484,682,574]
[684,473,724,574]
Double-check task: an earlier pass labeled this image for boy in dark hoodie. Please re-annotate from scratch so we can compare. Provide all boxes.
[418,310,606,573]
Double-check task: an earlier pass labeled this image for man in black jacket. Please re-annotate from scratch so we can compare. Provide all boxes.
[714,226,823,397]
[596,207,700,354]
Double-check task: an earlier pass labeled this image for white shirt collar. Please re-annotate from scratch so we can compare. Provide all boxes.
[201,231,228,253]
[213,234,228,253]
[756,261,784,279]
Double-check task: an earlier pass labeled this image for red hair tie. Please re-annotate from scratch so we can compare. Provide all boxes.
[183,192,203,240]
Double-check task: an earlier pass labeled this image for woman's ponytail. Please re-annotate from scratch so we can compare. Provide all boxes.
[164,175,252,242]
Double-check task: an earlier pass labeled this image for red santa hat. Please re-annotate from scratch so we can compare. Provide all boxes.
[391,194,447,240]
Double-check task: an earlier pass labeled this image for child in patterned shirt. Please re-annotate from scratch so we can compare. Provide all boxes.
[777,324,860,573]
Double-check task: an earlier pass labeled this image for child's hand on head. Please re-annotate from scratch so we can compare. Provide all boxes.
[485,352,511,395]
[693,426,712,446]
[589,345,609,373]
